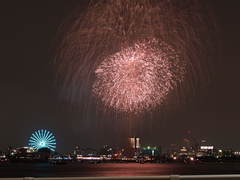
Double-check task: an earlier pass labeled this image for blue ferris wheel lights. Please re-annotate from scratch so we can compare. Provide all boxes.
[29,129,56,151]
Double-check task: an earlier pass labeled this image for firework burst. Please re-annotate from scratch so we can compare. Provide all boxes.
[93,39,185,113]
[53,0,220,130]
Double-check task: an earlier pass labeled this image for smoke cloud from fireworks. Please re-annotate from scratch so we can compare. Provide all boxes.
[53,0,220,128]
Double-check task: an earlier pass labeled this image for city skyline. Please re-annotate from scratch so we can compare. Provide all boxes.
[0,129,239,155]
[1,0,240,154]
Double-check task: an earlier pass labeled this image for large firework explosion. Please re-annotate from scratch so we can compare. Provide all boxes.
[93,39,185,113]
[53,0,220,132]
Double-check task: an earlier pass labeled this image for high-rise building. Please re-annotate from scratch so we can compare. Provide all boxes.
[128,133,140,149]
[124,133,140,157]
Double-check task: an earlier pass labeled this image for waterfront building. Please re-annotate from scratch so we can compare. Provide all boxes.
[100,145,112,156]
[223,149,235,158]
[124,133,140,158]
[199,145,216,157]
[141,146,161,158]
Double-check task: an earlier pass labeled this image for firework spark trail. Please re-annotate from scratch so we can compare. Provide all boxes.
[53,0,220,127]
[93,39,185,113]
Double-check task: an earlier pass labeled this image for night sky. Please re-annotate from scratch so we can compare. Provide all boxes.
[1,0,240,154]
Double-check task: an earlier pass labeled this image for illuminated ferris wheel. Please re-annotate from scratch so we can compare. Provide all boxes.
[29,129,56,151]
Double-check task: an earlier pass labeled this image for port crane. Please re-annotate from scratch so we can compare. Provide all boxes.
[187,131,199,151]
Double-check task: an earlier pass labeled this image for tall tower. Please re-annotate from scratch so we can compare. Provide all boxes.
[125,133,140,157]
[130,133,140,149]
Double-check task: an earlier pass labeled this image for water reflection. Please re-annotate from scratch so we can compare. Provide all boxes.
[1,162,240,178]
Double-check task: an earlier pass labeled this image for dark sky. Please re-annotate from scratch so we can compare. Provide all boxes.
[0,0,240,154]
